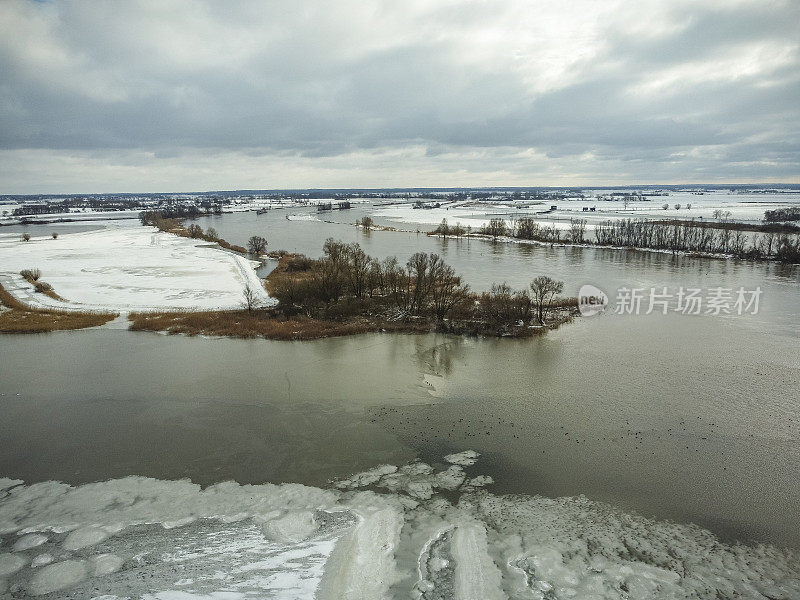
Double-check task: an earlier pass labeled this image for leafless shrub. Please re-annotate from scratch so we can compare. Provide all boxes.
[20,269,42,281]
[242,284,258,312]
[286,255,313,272]
[186,224,203,238]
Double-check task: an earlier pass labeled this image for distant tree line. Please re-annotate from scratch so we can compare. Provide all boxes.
[139,204,222,223]
[270,239,573,335]
[764,207,800,223]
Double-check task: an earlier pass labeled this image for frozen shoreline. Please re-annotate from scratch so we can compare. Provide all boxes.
[0,226,274,312]
[0,453,798,599]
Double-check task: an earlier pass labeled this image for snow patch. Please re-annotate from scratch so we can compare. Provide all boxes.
[0,552,27,577]
[30,554,53,568]
[28,559,88,595]
[89,553,124,577]
[443,450,480,466]
[63,525,114,550]
[12,534,48,552]
[0,225,274,312]
[260,511,318,543]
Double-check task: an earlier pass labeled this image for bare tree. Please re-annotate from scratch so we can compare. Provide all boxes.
[405,252,433,314]
[530,275,564,325]
[360,216,374,230]
[22,233,31,241]
[429,259,467,320]
[344,242,370,298]
[568,218,587,243]
[516,217,539,240]
[51,232,59,239]
[247,235,268,255]
[205,227,219,241]
[481,218,508,240]
[242,284,258,312]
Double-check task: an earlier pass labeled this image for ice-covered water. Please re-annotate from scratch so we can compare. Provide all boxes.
[0,454,798,599]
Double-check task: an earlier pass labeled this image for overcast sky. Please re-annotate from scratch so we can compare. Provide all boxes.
[1,0,798,193]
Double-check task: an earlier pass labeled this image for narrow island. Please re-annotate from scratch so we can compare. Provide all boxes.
[129,236,577,340]
[428,212,800,263]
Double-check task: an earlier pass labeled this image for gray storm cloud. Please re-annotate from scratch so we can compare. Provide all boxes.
[0,0,798,192]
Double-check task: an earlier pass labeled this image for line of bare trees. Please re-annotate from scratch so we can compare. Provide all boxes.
[478,217,587,244]
[593,218,800,261]
[433,216,800,263]
[271,239,571,330]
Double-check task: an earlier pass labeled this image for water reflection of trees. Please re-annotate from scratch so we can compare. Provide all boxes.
[413,338,464,377]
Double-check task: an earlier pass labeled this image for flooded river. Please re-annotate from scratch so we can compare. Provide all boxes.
[1,207,799,549]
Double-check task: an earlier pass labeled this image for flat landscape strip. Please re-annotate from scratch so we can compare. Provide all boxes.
[0,283,117,333]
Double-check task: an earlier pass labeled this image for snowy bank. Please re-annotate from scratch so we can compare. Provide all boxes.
[0,226,274,312]
[0,455,798,599]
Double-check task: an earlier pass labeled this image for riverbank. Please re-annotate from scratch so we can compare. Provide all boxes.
[0,282,117,333]
[128,310,432,340]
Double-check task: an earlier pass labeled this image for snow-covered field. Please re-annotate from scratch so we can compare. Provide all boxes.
[0,453,797,599]
[373,191,800,232]
[0,226,273,312]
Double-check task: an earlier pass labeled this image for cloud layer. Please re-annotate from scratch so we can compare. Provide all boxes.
[1,0,798,192]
